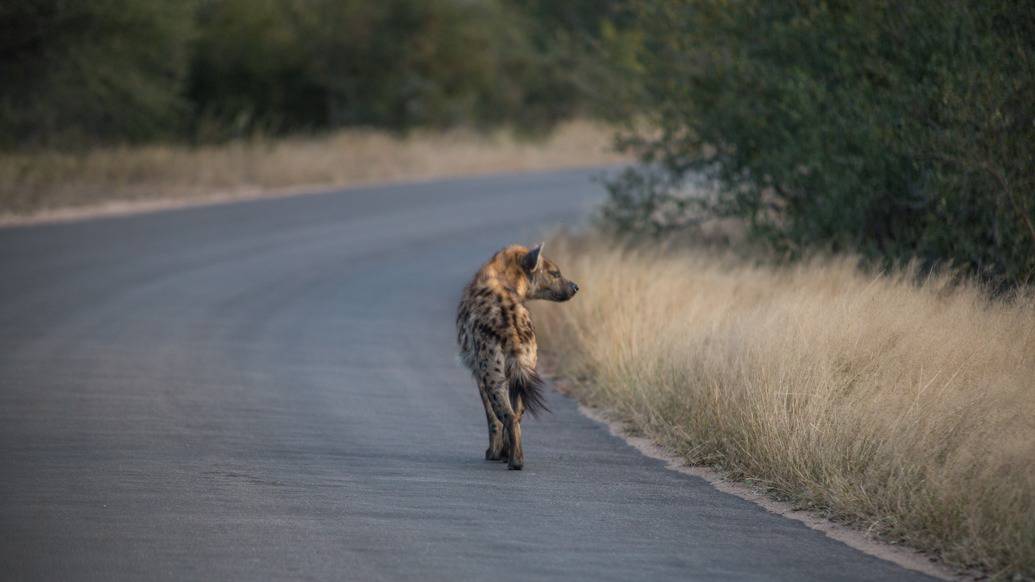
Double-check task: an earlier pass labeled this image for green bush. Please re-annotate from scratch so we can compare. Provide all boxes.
[0,0,195,147]
[0,0,631,146]
[187,0,636,137]
[188,0,516,135]
[604,0,1035,287]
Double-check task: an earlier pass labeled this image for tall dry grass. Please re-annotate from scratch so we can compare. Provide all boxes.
[534,234,1035,578]
[0,120,623,219]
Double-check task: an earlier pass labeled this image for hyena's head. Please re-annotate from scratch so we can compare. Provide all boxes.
[521,242,579,302]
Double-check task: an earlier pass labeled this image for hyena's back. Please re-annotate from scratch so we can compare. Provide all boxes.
[456,248,547,418]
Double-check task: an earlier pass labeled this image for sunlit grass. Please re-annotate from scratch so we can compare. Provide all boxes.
[0,121,624,218]
[534,233,1035,578]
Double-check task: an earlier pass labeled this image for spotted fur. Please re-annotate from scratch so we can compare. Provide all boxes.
[456,243,579,470]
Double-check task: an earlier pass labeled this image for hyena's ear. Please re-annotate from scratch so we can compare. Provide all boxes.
[521,242,545,273]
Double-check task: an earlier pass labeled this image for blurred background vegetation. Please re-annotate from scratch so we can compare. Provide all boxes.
[0,0,632,145]
[602,0,1035,289]
[1,0,1032,287]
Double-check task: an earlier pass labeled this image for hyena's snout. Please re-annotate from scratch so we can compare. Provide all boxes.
[558,280,579,301]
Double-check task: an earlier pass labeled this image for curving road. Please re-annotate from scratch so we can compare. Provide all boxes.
[0,169,931,581]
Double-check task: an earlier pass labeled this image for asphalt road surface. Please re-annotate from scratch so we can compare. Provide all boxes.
[0,169,932,581]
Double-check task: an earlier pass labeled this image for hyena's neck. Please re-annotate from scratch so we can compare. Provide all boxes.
[482,272,528,304]
[478,247,532,301]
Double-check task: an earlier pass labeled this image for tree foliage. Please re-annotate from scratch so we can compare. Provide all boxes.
[0,0,628,146]
[605,0,1035,287]
[189,0,516,135]
[0,0,195,146]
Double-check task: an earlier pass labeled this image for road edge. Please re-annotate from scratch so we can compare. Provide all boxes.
[568,397,964,581]
[0,163,625,229]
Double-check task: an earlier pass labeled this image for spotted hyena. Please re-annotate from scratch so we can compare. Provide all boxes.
[456,243,579,470]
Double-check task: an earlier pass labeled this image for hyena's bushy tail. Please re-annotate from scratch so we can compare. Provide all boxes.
[509,366,550,418]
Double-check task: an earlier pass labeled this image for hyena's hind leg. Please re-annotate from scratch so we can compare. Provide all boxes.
[478,386,505,461]
[484,375,524,470]
[503,393,526,463]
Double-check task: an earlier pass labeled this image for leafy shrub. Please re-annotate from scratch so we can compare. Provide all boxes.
[0,0,631,147]
[605,0,1035,287]
[189,0,515,135]
[0,0,195,147]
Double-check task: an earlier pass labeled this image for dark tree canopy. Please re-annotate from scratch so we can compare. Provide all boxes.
[603,0,1035,288]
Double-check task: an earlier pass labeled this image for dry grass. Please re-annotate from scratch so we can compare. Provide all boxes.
[0,120,624,219]
[534,234,1035,578]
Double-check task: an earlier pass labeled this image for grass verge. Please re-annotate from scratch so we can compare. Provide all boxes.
[533,234,1035,579]
[0,120,624,222]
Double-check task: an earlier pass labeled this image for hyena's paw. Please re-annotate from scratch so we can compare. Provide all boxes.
[507,450,524,470]
[485,447,504,461]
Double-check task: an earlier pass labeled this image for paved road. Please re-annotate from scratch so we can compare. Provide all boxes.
[0,169,931,581]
